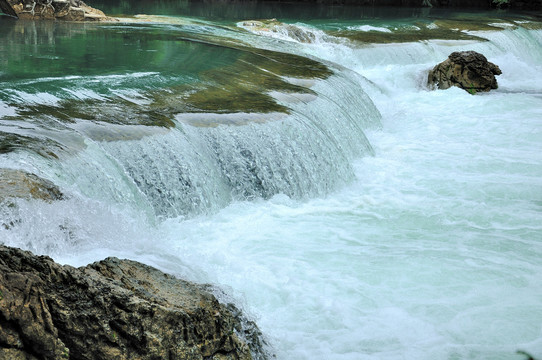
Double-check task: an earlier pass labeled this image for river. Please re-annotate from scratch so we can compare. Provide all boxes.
[1,3,542,359]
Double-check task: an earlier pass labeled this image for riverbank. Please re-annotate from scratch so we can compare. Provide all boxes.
[0,0,113,20]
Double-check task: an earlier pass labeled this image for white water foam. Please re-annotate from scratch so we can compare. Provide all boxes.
[347,25,392,33]
[144,25,542,360]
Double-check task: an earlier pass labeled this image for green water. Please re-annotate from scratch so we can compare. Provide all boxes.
[0,17,333,131]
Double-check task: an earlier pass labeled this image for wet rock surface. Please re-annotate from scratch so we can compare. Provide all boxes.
[241,19,316,43]
[5,0,113,21]
[0,169,63,203]
[0,245,269,360]
[428,51,502,94]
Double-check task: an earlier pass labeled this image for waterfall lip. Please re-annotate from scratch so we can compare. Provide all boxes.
[280,76,316,88]
[0,120,86,158]
[174,111,287,127]
[268,90,318,106]
[70,121,170,142]
[487,22,518,29]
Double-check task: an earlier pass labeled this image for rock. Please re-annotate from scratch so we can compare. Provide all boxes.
[6,0,114,21]
[427,51,502,94]
[0,245,269,360]
[0,0,18,17]
[241,18,316,43]
[0,169,63,203]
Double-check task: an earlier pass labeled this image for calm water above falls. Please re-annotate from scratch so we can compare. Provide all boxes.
[1,4,542,360]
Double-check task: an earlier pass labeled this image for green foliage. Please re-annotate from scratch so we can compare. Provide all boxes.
[467,83,477,95]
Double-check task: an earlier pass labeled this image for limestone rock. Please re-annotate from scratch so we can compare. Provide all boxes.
[428,51,502,94]
[0,245,269,360]
[241,18,316,43]
[6,0,114,21]
[0,169,63,202]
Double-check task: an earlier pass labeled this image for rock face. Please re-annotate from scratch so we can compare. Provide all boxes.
[427,51,502,94]
[0,245,268,360]
[5,0,112,21]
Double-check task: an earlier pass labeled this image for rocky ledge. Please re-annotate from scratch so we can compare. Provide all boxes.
[427,50,502,94]
[1,0,113,21]
[0,245,269,360]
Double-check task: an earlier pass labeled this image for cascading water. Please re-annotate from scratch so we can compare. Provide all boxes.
[1,5,542,360]
[0,19,380,221]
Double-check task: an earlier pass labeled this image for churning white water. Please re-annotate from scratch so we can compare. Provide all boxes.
[1,12,542,360]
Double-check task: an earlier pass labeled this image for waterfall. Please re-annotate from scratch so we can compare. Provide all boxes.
[52,70,379,218]
[0,27,381,219]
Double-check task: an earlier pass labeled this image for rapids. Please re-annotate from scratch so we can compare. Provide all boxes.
[1,4,542,360]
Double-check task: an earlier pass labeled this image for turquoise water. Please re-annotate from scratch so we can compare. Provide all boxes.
[1,4,542,360]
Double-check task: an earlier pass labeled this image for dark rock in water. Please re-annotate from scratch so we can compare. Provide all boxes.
[0,169,63,202]
[427,51,502,94]
[0,245,269,360]
[0,0,18,17]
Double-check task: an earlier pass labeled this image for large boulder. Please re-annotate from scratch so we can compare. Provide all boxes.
[0,245,269,360]
[428,51,502,94]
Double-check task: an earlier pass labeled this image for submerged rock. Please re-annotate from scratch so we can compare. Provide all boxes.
[427,51,502,94]
[0,245,269,360]
[0,168,63,202]
[5,0,113,21]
